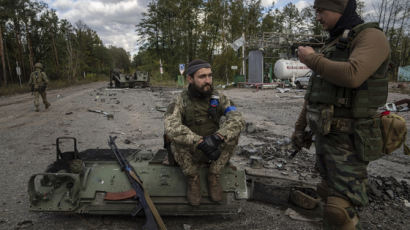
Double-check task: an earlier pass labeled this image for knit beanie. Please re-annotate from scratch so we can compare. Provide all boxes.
[186,59,211,77]
[314,0,348,14]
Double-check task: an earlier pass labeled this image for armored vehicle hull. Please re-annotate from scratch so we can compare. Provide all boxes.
[110,69,150,88]
[28,138,248,216]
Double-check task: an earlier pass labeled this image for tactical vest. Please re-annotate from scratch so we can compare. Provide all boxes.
[32,71,47,87]
[305,22,389,118]
[181,90,222,136]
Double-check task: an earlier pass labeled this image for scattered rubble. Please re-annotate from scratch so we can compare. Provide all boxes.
[87,109,114,120]
[368,176,410,204]
[277,88,290,93]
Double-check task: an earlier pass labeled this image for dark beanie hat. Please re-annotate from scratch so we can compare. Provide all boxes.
[314,0,349,14]
[186,59,211,77]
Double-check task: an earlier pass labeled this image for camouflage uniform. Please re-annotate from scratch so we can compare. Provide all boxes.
[28,64,50,111]
[293,0,390,227]
[164,89,244,176]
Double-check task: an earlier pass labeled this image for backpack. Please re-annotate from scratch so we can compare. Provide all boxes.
[380,111,409,155]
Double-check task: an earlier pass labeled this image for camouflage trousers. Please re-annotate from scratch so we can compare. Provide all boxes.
[315,132,369,207]
[171,137,239,176]
[33,90,50,109]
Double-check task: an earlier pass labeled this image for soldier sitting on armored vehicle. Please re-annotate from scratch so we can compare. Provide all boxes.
[164,59,245,206]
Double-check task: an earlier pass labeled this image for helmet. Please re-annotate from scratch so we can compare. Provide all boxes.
[34,63,43,69]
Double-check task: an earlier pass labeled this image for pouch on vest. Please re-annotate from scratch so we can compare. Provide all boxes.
[208,95,219,123]
[353,118,384,161]
[306,104,334,135]
[380,112,408,155]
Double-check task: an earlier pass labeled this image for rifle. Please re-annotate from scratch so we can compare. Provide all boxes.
[30,83,35,95]
[108,136,167,230]
[290,131,313,159]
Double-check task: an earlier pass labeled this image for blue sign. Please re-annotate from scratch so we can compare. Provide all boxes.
[179,64,185,74]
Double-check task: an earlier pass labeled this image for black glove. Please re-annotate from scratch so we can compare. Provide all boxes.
[206,149,221,161]
[197,134,223,160]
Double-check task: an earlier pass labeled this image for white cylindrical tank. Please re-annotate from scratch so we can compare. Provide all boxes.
[274,59,311,80]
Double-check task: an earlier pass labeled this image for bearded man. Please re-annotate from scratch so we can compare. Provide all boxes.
[164,59,245,206]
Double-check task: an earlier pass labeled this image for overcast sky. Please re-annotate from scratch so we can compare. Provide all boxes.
[44,0,374,56]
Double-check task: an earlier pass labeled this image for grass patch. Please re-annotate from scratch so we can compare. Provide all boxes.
[150,77,180,87]
[0,74,108,97]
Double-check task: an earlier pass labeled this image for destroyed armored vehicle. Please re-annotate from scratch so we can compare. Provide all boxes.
[133,71,150,88]
[28,136,322,228]
[110,69,150,88]
[28,137,248,216]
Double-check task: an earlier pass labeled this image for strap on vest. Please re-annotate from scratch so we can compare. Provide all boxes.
[336,29,351,50]
[209,95,220,122]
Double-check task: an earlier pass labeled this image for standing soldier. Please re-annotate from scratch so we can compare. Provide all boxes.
[29,63,50,112]
[293,0,390,229]
[164,59,245,206]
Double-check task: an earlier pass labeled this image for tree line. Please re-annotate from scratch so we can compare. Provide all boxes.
[1,0,408,88]
[135,0,409,81]
[0,0,131,87]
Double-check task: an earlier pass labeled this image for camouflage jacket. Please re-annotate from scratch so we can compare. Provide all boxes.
[28,70,48,89]
[164,89,245,146]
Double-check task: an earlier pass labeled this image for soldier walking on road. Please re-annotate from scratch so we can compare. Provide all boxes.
[292,0,390,229]
[164,59,245,206]
[29,63,50,112]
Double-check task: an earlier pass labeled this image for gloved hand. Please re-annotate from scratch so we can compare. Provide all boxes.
[197,134,223,160]
[30,84,34,92]
[206,149,221,161]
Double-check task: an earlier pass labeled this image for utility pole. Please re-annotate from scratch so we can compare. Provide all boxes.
[242,32,246,81]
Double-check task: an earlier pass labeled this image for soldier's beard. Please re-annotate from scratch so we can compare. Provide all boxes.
[189,83,213,98]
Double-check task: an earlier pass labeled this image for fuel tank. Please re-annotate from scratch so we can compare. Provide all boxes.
[273,59,310,80]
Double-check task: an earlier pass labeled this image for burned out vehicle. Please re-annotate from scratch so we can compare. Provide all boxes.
[110,69,150,88]
[28,137,248,218]
[28,136,323,230]
[294,71,312,89]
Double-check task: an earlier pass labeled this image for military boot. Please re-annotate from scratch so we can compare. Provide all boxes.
[35,107,39,112]
[208,173,223,202]
[187,174,201,206]
[45,102,51,109]
[323,196,359,230]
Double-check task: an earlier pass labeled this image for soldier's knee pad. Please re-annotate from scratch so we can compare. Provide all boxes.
[324,196,358,228]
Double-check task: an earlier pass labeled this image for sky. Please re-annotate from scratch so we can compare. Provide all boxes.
[44,0,374,56]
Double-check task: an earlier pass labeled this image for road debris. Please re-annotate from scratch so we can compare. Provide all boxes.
[277,88,290,93]
[155,106,167,112]
[249,155,263,169]
[87,109,114,120]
